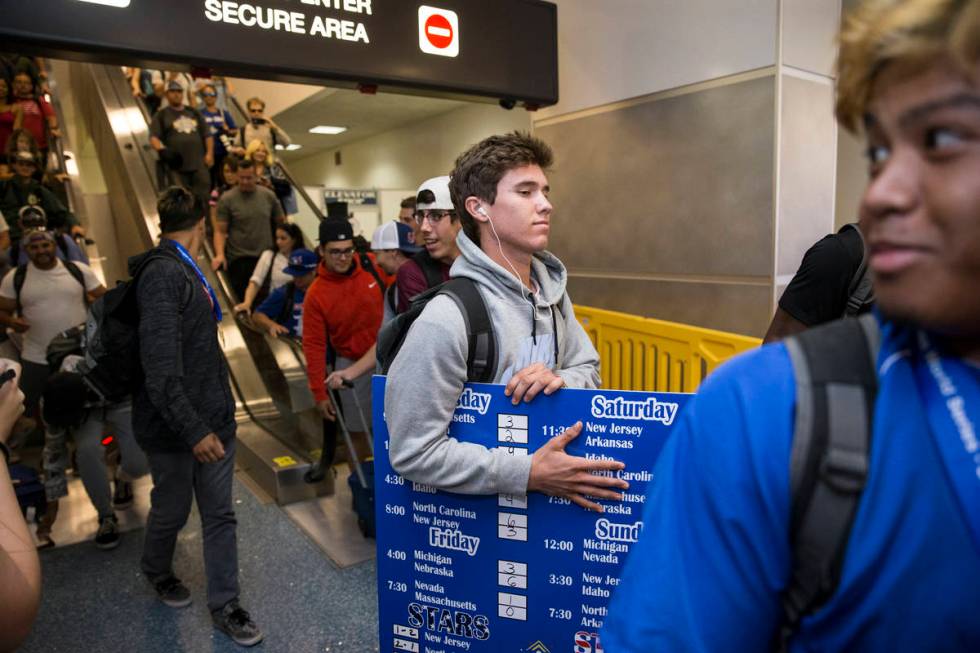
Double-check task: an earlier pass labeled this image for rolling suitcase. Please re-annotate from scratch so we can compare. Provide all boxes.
[10,463,47,522]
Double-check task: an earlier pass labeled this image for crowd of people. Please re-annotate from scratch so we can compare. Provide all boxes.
[2,0,979,649]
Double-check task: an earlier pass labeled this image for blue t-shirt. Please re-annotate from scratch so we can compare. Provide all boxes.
[256,283,305,337]
[199,107,236,159]
[601,318,980,652]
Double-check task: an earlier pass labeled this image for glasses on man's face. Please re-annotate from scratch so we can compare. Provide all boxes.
[202,92,217,97]
[249,107,263,114]
[326,246,355,259]
[413,210,453,226]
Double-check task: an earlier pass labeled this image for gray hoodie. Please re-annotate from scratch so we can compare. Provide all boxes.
[385,232,600,495]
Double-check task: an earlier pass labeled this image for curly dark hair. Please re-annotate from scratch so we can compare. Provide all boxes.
[275,221,305,251]
[449,131,553,246]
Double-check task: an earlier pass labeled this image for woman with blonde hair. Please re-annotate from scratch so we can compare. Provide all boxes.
[244,139,296,215]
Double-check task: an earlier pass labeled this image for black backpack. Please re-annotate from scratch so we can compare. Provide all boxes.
[376,277,496,383]
[774,314,880,651]
[75,250,192,404]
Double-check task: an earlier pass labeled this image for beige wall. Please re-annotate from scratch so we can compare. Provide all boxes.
[227,78,322,117]
[288,102,531,190]
[539,0,778,122]
[835,126,867,229]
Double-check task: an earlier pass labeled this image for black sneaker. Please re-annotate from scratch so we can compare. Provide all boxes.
[112,480,134,510]
[94,515,120,550]
[153,576,192,608]
[212,600,263,647]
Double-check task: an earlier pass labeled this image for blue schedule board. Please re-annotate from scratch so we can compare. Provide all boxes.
[372,376,691,653]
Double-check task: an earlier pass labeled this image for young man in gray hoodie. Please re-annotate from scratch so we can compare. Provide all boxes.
[385,132,628,512]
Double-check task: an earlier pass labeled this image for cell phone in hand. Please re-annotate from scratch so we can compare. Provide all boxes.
[0,368,16,390]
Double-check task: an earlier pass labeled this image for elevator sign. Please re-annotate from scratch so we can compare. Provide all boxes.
[419,6,459,58]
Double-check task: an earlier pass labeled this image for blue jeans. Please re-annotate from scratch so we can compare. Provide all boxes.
[140,439,239,612]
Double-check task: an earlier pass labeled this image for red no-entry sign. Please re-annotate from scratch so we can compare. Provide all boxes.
[418,6,459,58]
[424,13,453,50]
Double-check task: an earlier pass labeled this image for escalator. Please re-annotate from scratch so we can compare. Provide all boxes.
[63,62,333,505]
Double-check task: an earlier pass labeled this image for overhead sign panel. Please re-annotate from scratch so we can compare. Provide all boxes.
[0,0,558,106]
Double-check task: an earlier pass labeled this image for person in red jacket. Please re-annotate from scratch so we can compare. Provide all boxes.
[302,218,390,440]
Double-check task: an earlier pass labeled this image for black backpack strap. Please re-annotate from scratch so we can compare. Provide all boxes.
[275,281,297,326]
[62,259,89,306]
[414,250,445,290]
[438,278,496,383]
[839,224,874,317]
[774,314,880,651]
[358,252,387,300]
[385,283,397,315]
[13,264,27,315]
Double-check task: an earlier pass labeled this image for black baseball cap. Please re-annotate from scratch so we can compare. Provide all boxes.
[318,217,353,245]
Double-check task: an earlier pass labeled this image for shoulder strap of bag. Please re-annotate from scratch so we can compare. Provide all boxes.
[438,277,496,383]
[414,250,446,290]
[839,224,874,317]
[62,259,89,306]
[275,281,298,325]
[13,264,27,315]
[358,252,386,300]
[773,313,880,652]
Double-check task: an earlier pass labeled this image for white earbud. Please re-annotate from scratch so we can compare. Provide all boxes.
[477,206,489,217]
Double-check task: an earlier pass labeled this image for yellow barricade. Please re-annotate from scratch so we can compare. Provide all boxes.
[574,305,762,393]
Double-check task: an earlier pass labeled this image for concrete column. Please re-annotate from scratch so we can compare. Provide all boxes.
[772,0,843,305]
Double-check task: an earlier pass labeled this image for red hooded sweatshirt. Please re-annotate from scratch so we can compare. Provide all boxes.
[301,254,391,402]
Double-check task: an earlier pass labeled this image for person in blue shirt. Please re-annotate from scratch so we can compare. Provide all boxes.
[602,2,980,651]
[252,248,316,339]
[198,83,236,190]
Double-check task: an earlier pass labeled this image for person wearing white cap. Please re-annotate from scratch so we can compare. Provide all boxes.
[394,175,462,313]
[370,221,421,324]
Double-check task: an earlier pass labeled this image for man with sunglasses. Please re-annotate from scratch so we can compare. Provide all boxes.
[395,176,461,313]
[231,97,291,157]
[198,83,236,190]
[302,218,392,437]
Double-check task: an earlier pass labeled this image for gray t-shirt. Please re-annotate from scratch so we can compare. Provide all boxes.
[215,185,283,260]
[150,105,208,173]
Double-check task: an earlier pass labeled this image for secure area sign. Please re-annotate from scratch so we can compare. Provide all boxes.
[373,378,691,653]
[1,0,558,107]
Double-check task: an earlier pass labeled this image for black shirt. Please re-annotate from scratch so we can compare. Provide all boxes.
[149,105,208,173]
[778,225,868,327]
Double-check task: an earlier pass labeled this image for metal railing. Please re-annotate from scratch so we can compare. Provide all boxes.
[574,305,761,393]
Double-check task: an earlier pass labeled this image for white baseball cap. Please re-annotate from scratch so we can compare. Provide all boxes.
[415,175,454,211]
[371,221,421,254]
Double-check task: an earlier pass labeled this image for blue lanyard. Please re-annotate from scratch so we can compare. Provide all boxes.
[164,239,222,323]
[909,330,980,555]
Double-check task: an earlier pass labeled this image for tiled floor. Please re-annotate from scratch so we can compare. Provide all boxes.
[21,467,381,652]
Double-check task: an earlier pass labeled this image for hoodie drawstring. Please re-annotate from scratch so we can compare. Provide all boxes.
[530,300,560,366]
